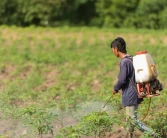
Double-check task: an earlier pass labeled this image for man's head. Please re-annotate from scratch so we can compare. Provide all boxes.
[110,37,127,58]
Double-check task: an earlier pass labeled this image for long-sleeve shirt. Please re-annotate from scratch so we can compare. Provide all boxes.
[114,55,141,107]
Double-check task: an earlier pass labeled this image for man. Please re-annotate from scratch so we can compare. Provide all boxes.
[110,37,156,138]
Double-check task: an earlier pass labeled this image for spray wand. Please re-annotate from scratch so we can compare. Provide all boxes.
[103,94,114,108]
[103,91,120,108]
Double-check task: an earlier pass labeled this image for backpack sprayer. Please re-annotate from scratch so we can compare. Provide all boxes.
[133,50,163,98]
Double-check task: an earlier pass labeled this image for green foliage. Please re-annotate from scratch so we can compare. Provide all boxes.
[1,0,167,29]
[142,90,167,137]
[56,111,121,138]
[18,105,57,137]
[16,0,68,26]
[134,0,167,29]
[149,112,167,137]
[159,8,167,29]
[0,26,166,137]
[0,0,18,25]
[95,0,139,27]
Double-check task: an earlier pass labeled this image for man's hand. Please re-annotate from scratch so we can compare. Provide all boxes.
[112,90,118,95]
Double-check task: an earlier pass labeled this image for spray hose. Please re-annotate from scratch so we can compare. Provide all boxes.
[128,78,152,121]
[141,97,151,121]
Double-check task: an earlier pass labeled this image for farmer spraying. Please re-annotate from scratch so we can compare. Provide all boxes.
[110,37,157,138]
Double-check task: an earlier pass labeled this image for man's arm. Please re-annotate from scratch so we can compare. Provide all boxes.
[114,65,127,92]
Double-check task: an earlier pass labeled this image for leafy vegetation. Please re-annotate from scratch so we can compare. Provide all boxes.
[0,26,166,137]
[1,0,167,29]
[56,111,122,138]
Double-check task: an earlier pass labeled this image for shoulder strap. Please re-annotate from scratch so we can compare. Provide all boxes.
[125,55,139,96]
[125,55,133,62]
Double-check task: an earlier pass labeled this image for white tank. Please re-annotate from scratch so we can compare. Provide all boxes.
[133,51,158,83]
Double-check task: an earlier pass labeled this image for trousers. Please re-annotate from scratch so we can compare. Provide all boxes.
[125,104,155,137]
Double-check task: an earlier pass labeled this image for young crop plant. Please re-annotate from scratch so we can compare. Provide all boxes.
[56,111,122,138]
[146,112,167,138]
[0,26,167,138]
[18,105,58,138]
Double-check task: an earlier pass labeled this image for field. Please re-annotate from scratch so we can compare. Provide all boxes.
[0,26,166,138]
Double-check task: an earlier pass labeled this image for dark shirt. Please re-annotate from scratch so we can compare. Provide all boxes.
[114,55,140,107]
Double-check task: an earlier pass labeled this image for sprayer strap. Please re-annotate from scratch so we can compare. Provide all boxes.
[128,78,139,95]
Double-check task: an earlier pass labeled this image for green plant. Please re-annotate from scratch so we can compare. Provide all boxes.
[18,106,57,137]
[56,111,122,138]
[0,26,167,137]
[147,112,167,137]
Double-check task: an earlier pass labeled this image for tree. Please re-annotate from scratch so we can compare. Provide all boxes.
[0,0,18,25]
[134,0,167,29]
[16,0,60,26]
[95,0,139,27]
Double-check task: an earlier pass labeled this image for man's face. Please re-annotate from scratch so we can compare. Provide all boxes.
[112,47,119,57]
